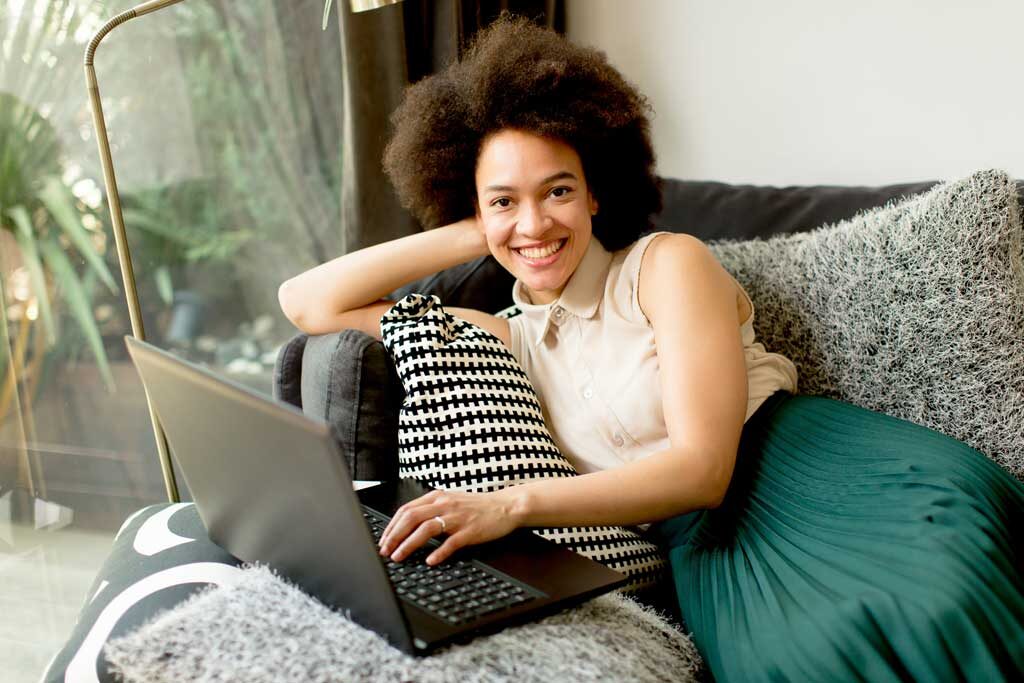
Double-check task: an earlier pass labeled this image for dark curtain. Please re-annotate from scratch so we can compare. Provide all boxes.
[336,0,565,253]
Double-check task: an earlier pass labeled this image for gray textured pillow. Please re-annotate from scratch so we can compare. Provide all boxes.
[104,564,705,683]
[709,168,1023,480]
[298,330,403,481]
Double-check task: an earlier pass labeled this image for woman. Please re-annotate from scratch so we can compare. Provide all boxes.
[279,16,1024,681]
[278,15,794,565]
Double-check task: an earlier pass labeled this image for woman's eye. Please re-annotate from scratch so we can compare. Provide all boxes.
[550,186,572,198]
[492,197,512,208]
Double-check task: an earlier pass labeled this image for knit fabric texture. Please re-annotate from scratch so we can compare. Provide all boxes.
[709,168,1023,480]
[103,564,705,683]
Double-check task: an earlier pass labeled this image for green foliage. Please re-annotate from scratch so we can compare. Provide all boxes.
[1,0,121,391]
[0,91,118,391]
[112,1,342,324]
[3,0,343,391]
[167,1,342,267]
[120,179,253,305]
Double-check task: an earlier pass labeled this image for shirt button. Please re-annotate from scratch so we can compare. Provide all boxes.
[582,386,594,399]
[552,306,564,319]
[612,432,625,447]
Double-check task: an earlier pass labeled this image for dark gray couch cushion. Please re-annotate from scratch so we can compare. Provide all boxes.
[271,332,306,408]
[273,330,403,482]
[656,179,941,240]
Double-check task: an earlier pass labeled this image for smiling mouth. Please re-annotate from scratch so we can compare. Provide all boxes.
[514,238,567,260]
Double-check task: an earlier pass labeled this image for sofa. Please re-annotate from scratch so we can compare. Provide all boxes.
[271,170,1024,679]
[45,172,1024,681]
[274,173,1024,483]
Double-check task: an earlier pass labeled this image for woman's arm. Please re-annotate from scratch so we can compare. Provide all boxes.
[277,216,490,337]
[379,233,749,564]
[496,234,748,527]
[380,442,727,565]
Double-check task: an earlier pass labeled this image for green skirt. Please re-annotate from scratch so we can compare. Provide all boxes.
[651,391,1024,682]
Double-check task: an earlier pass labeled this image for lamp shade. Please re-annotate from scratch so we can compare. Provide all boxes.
[350,0,404,11]
[323,0,404,29]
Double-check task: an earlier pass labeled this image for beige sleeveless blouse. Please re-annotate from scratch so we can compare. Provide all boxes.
[507,231,798,475]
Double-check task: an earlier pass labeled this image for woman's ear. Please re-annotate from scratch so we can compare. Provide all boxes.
[588,192,599,216]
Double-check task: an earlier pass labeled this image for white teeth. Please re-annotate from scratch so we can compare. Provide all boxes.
[516,239,564,259]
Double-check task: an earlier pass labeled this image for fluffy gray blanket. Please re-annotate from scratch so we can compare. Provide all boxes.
[104,565,705,682]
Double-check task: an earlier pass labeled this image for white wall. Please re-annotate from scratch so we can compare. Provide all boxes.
[567,0,1024,186]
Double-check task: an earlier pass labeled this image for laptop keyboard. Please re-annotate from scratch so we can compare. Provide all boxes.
[362,507,541,626]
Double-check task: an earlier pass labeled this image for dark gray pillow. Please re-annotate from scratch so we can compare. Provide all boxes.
[709,168,1024,480]
[656,179,941,241]
[273,330,403,481]
[391,254,516,315]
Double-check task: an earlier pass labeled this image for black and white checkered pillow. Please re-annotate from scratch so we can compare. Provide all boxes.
[381,293,667,592]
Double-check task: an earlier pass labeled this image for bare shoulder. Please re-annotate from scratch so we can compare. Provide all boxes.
[638,233,745,324]
[641,232,707,267]
[446,307,512,349]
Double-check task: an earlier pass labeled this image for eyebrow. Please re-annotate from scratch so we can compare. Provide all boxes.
[483,171,578,194]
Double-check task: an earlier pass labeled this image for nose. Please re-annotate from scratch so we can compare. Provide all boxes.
[518,200,551,238]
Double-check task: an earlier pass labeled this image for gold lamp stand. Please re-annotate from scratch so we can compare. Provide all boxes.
[85,0,403,503]
[85,0,187,502]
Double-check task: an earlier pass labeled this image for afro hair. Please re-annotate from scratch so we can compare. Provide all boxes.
[382,14,662,252]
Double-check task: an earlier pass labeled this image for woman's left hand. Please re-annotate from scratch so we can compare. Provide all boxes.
[377,488,521,565]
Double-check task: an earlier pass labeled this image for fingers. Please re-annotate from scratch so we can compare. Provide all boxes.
[379,490,442,548]
[385,515,448,563]
[374,490,477,565]
[425,533,467,565]
[379,495,447,560]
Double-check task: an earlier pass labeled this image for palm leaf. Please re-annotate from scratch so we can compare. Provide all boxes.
[37,238,116,393]
[0,319,8,375]
[7,205,56,345]
[121,207,198,247]
[38,176,119,295]
[323,0,334,30]
[154,265,174,306]
[0,269,9,374]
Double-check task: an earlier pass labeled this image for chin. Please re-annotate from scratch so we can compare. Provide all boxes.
[521,277,567,301]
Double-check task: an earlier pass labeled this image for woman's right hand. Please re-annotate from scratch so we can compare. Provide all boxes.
[451,214,491,260]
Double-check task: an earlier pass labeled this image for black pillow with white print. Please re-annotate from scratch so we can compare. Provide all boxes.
[41,503,243,683]
[381,293,668,593]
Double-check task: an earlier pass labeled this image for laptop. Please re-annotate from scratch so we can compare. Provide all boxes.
[124,335,627,655]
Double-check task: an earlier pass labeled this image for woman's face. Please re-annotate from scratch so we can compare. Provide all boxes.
[475,129,598,305]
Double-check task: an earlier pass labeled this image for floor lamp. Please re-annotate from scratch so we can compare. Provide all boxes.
[85,0,403,503]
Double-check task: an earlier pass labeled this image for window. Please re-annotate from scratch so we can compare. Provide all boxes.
[1,1,342,675]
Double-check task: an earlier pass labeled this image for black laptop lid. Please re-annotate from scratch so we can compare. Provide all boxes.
[124,336,415,652]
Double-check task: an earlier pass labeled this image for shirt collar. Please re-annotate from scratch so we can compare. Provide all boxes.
[510,236,614,347]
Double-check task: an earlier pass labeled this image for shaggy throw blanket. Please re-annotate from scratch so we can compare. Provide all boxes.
[104,564,705,683]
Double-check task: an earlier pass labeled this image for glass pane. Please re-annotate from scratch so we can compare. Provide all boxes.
[1,1,343,677]
[96,0,344,395]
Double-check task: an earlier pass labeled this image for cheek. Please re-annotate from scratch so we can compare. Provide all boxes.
[550,200,588,225]
[482,215,515,246]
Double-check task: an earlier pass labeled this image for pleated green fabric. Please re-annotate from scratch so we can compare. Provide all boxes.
[652,391,1024,682]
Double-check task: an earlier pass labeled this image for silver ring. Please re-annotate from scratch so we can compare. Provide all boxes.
[433,515,447,533]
